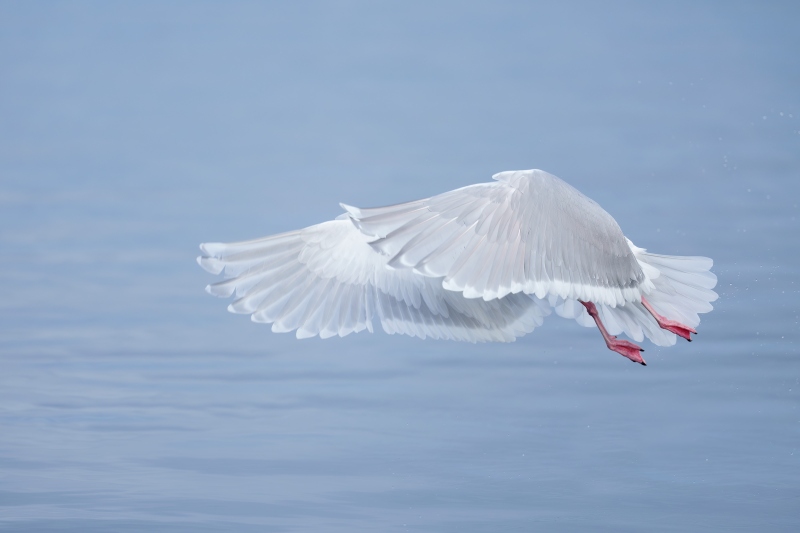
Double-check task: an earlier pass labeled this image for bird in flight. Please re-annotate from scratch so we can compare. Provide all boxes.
[198,169,717,365]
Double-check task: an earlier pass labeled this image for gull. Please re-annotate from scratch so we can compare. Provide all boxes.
[197,169,717,365]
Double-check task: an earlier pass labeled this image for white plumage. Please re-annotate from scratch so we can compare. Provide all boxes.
[198,169,717,363]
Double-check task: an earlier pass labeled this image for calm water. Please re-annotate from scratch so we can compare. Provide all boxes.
[1,2,798,531]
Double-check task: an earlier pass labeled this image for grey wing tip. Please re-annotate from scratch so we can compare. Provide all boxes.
[197,255,224,275]
[340,203,361,218]
[491,169,549,182]
[199,242,226,255]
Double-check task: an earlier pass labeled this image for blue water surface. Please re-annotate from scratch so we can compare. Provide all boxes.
[1,2,798,531]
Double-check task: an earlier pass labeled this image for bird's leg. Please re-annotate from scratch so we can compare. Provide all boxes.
[580,301,646,365]
[640,296,696,341]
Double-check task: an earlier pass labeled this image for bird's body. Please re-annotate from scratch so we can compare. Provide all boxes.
[198,169,718,365]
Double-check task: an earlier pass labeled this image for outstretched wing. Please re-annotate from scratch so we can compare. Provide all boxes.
[198,218,549,342]
[342,169,650,307]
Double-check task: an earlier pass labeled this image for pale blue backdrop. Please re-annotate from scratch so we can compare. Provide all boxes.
[1,1,798,531]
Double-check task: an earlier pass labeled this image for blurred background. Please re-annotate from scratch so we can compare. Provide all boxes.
[1,1,798,531]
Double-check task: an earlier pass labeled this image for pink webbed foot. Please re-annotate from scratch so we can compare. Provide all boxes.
[580,301,647,366]
[641,297,697,341]
[656,320,696,342]
[606,337,646,365]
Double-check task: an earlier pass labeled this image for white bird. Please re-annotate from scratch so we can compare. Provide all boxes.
[198,169,718,365]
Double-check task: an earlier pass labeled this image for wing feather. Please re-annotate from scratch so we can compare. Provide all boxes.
[346,169,650,306]
[198,219,549,342]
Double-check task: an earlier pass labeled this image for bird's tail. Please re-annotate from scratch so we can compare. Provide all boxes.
[555,243,718,346]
